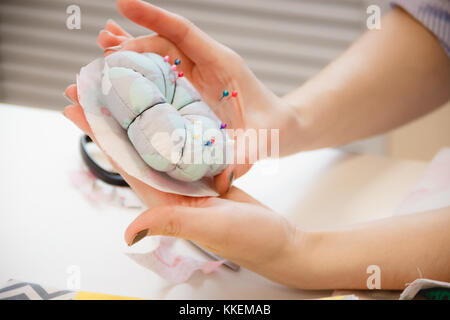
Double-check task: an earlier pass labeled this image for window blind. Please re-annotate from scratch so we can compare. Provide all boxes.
[0,0,371,110]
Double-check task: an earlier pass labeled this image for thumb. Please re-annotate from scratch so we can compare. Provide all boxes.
[214,163,252,195]
[117,0,220,64]
[125,205,226,246]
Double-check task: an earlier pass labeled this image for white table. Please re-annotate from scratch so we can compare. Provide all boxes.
[0,103,428,299]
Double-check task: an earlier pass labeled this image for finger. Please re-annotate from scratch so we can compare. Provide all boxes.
[64,84,79,104]
[63,104,123,175]
[105,18,132,38]
[120,34,167,53]
[97,30,128,49]
[125,205,227,246]
[220,186,267,208]
[63,104,94,137]
[213,165,235,195]
[122,35,195,77]
[214,163,252,195]
[63,104,173,207]
[104,45,125,57]
[103,46,125,57]
[117,0,222,65]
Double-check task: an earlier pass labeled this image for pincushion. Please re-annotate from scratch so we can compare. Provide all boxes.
[101,51,229,182]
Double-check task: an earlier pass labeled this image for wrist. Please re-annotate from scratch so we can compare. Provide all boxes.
[242,95,301,161]
[257,226,317,289]
[285,228,320,289]
[271,228,334,290]
[281,84,330,154]
[276,97,316,156]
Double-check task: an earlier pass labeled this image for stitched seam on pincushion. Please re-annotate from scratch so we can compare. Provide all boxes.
[170,81,177,105]
[177,99,202,111]
[145,57,168,97]
[127,53,168,98]
[126,101,167,130]
[106,67,165,130]
[131,107,187,168]
[108,77,136,129]
[119,70,189,169]
[131,108,172,166]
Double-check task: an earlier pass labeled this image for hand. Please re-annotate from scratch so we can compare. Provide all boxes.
[95,0,299,193]
[63,94,298,283]
[64,87,188,208]
[125,190,298,279]
[63,0,301,285]
[65,96,450,290]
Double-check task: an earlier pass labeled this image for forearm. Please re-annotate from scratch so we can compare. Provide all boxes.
[287,207,450,290]
[280,8,450,156]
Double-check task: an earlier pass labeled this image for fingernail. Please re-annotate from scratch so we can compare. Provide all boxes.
[104,45,122,52]
[128,229,149,246]
[62,93,74,104]
[98,29,112,36]
[227,172,234,192]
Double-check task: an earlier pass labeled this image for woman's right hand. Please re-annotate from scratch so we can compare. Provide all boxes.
[63,92,302,287]
[96,0,299,193]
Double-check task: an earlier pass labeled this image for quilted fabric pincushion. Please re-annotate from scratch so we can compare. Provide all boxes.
[101,51,230,182]
[76,51,232,196]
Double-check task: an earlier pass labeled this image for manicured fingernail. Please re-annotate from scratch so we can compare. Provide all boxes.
[62,93,74,104]
[99,29,113,36]
[104,45,122,52]
[129,229,149,246]
[228,172,234,192]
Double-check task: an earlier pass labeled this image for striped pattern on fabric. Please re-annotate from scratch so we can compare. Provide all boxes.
[392,0,450,57]
[0,279,76,300]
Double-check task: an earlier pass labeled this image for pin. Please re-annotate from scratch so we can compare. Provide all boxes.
[219,90,229,101]
[212,90,238,111]
[163,55,170,62]
[174,58,181,65]
[205,140,212,146]
[171,65,177,71]
[220,123,227,129]
[171,71,184,83]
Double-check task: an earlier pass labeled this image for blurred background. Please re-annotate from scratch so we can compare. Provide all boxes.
[0,0,448,160]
